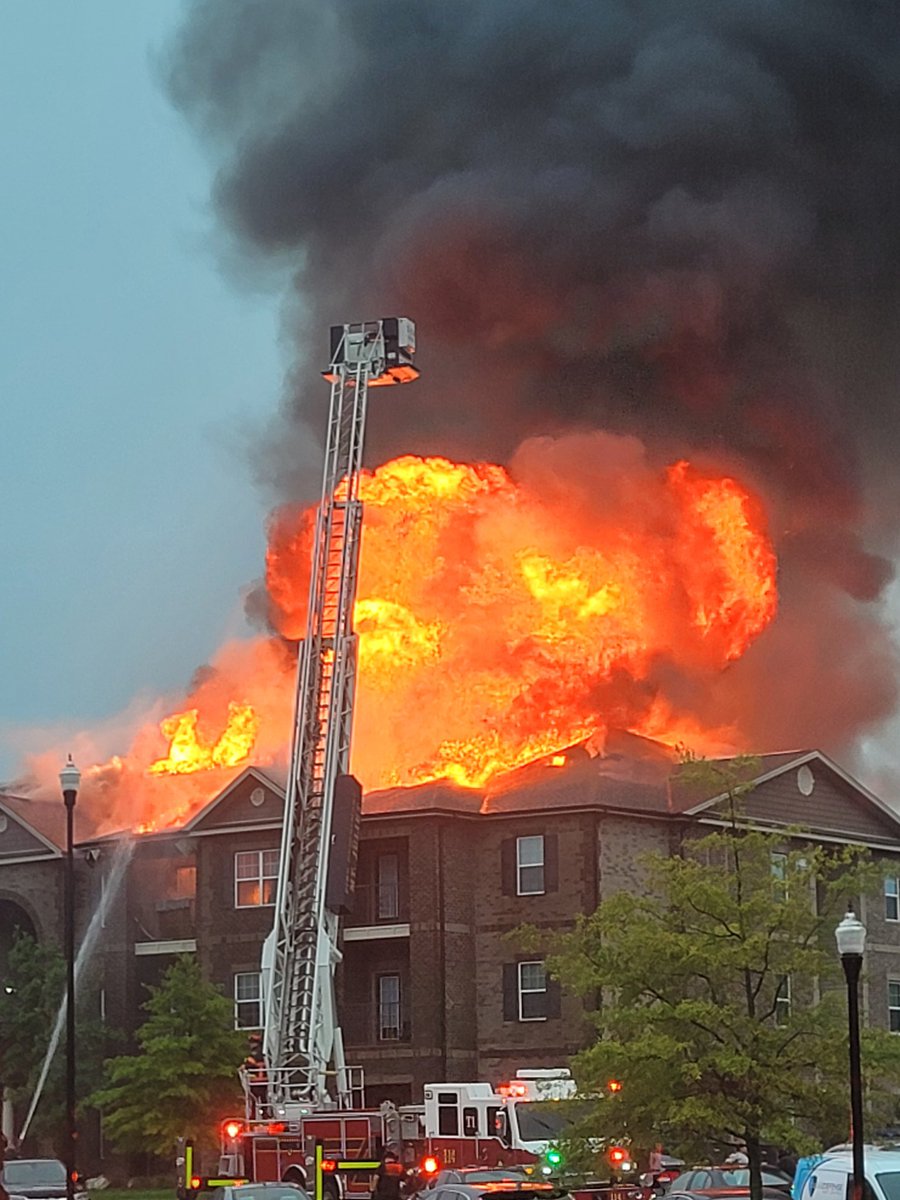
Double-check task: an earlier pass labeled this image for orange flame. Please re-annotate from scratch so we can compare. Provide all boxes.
[65,432,777,831]
[265,435,777,790]
[148,702,260,776]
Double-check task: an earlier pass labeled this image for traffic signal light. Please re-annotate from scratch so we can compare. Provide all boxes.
[608,1146,627,1168]
[546,1149,563,1168]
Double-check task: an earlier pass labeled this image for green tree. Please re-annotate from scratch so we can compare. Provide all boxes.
[0,932,111,1150]
[92,956,245,1157]
[537,760,900,1200]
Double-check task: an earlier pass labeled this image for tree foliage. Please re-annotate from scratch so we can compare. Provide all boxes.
[536,759,900,1200]
[92,956,245,1157]
[0,931,110,1151]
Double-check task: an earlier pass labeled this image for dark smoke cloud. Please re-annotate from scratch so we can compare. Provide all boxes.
[164,0,900,759]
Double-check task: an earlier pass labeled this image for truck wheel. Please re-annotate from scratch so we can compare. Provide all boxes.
[322,1179,339,1200]
[283,1169,307,1188]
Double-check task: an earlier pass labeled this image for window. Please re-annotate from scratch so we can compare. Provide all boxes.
[235,972,263,1029]
[771,852,787,900]
[886,877,900,922]
[518,960,548,1021]
[174,865,196,899]
[437,1092,459,1135]
[889,981,900,1033]
[235,849,279,907]
[377,854,399,920]
[517,836,545,895]
[378,974,401,1041]
[775,976,791,1026]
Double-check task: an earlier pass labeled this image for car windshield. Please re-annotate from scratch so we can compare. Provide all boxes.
[718,1171,789,1188]
[875,1173,900,1200]
[4,1162,67,1186]
[515,1100,595,1141]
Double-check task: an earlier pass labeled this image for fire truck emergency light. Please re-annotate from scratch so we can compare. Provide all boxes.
[422,1157,440,1176]
[608,1147,627,1167]
[607,1079,623,1093]
[223,1119,242,1140]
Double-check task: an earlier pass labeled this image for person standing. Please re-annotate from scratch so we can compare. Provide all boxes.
[371,1151,406,1200]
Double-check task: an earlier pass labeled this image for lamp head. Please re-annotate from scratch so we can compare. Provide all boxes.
[835,910,867,958]
[59,755,81,799]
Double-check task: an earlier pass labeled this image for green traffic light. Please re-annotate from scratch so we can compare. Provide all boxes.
[546,1149,562,1167]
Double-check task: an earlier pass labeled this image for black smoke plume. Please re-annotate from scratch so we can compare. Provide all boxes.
[164,0,900,761]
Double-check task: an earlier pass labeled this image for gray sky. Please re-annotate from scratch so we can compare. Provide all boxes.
[0,2,282,778]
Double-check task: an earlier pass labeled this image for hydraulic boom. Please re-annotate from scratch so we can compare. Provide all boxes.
[262,319,418,1113]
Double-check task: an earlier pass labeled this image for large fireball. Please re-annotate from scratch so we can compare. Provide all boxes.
[266,433,776,789]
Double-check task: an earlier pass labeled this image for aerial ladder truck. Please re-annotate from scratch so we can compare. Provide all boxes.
[181,320,422,1197]
[261,315,419,1117]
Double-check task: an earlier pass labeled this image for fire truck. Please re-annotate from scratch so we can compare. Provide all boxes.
[179,321,636,1200]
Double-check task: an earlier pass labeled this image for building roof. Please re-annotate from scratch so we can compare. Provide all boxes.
[74,736,900,848]
[0,792,66,854]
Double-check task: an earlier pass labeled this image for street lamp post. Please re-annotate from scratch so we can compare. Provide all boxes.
[836,910,867,1200]
[59,757,80,1200]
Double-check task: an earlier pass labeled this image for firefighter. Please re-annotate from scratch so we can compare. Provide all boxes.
[370,1150,407,1200]
[243,1033,267,1117]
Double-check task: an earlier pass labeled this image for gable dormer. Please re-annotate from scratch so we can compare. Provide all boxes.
[183,767,285,835]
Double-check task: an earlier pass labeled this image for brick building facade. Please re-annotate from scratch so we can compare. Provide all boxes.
[2,735,900,1157]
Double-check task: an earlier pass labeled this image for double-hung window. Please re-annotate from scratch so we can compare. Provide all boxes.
[890,981,900,1033]
[378,974,401,1040]
[775,977,791,1026]
[235,849,279,907]
[886,877,900,922]
[518,960,547,1020]
[517,836,545,895]
[377,854,400,920]
[234,972,263,1029]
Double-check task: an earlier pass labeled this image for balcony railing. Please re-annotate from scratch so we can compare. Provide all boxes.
[344,882,405,927]
[340,1001,411,1045]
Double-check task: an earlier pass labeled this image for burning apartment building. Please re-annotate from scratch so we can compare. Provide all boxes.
[3,734,900,1137]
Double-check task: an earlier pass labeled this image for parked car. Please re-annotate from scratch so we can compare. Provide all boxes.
[216,1185,309,1200]
[1,1159,86,1200]
[667,1168,791,1197]
[428,1182,568,1200]
[794,1147,900,1200]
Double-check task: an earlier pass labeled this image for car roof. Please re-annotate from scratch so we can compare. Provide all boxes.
[808,1151,900,1172]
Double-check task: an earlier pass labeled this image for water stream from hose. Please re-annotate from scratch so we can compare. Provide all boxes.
[18,836,135,1143]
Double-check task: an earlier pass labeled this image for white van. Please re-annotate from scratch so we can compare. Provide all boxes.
[795,1149,900,1200]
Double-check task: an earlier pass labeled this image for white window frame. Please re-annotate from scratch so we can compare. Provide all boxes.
[234,849,279,908]
[518,960,547,1022]
[886,876,900,923]
[234,971,263,1029]
[775,976,791,1026]
[517,836,545,896]
[378,973,401,1041]
[890,980,900,1034]
[377,853,400,921]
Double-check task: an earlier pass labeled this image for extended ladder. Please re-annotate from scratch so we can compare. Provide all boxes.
[263,319,418,1110]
